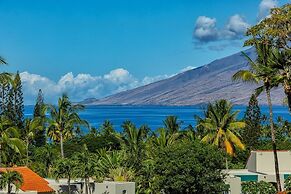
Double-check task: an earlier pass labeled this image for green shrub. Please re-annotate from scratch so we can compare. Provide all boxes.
[150,141,228,194]
[242,181,276,194]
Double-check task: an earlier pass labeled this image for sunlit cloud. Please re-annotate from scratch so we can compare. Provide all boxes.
[20,66,195,104]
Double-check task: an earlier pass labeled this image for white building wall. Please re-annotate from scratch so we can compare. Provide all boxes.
[248,151,291,174]
[94,182,135,194]
[225,176,241,194]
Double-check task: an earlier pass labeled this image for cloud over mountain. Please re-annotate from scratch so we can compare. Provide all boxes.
[20,68,182,104]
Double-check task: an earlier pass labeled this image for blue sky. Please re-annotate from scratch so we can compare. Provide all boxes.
[0,0,289,104]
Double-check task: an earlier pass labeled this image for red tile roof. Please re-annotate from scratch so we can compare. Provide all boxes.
[0,167,54,193]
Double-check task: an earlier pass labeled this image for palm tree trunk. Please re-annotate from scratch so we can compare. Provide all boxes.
[26,139,29,166]
[7,182,11,194]
[60,131,64,158]
[68,175,71,194]
[1,85,4,113]
[266,87,282,191]
[0,144,2,167]
[85,178,88,194]
[283,82,291,113]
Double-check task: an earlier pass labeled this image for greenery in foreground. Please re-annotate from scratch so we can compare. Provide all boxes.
[0,3,290,194]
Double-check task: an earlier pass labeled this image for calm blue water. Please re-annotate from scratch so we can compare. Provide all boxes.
[24,105,291,132]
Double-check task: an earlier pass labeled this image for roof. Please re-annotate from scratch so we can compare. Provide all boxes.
[0,167,54,193]
[223,169,263,175]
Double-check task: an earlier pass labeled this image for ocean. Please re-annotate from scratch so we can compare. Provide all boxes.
[24,105,291,133]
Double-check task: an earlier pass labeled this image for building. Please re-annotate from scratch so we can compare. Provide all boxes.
[0,167,55,194]
[0,167,135,194]
[47,179,135,194]
[94,181,135,194]
[224,150,291,193]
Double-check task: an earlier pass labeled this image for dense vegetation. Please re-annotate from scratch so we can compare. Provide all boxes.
[0,3,290,194]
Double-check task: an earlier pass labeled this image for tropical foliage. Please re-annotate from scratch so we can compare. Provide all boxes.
[241,181,276,194]
[196,99,245,156]
[47,94,88,158]
[0,3,290,194]
[0,170,23,194]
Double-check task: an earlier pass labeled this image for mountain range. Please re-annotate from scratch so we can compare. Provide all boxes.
[81,48,285,106]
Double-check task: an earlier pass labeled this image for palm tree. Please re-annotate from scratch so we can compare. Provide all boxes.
[151,127,180,148]
[0,170,23,194]
[163,116,181,134]
[108,167,135,182]
[73,145,97,194]
[23,117,42,165]
[97,149,122,175]
[232,41,282,191]
[53,158,77,194]
[100,120,115,136]
[0,116,24,167]
[268,49,291,111]
[0,56,7,65]
[33,144,59,177]
[196,100,245,167]
[47,94,88,158]
[119,121,148,168]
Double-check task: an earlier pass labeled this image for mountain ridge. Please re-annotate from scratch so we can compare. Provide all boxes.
[81,48,285,106]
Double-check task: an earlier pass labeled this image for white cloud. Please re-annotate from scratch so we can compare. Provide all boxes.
[20,65,197,104]
[180,66,196,73]
[193,14,249,44]
[20,66,196,104]
[193,16,218,42]
[258,0,278,20]
[225,14,250,38]
[20,69,138,104]
[104,68,134,84]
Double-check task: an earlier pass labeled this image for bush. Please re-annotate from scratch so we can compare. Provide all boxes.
[151,140,228,194]
[285,176,291,191]
[242,181,276,194]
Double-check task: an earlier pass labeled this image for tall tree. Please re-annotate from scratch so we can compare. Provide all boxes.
[0,80,11,116]
[14,72,24,128]
[23,118,42,165]
[232,41,282,191]
[5,72,24,128]
[33,89,47,146]
[0,56,12,116]
[53,158,77,194]
[196,100,245,157]
[244,4,291,114]
[33,144,59,177]
[242,94,262,149]
[73,145,97,194]
[47,94,88,158]
[245,4,290,50]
